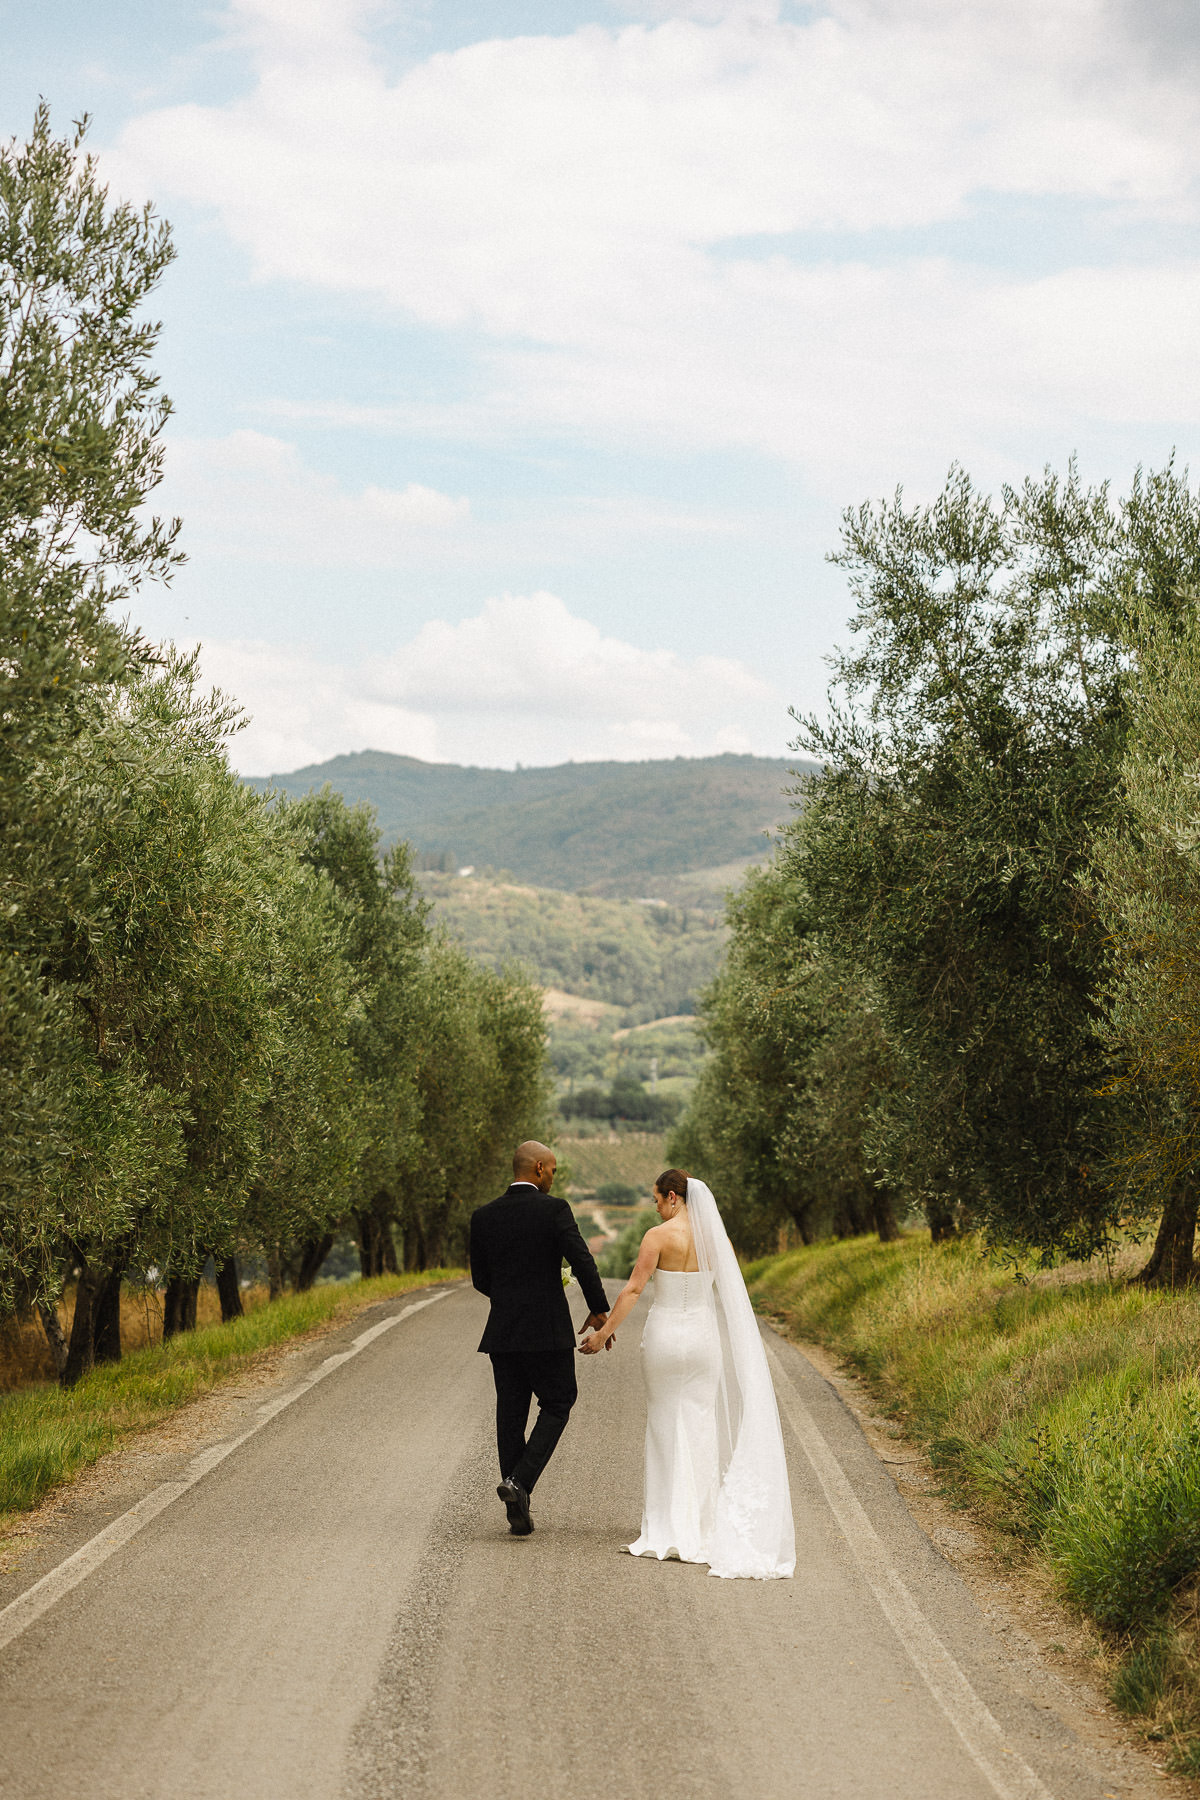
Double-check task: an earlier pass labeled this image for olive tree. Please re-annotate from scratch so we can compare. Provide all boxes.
[1092,604,1200,1283]
[669,856,897,1255]
[397,939,548,1269]
[36,657,269,1372]
[277,789,428,1277]
[0,106,180,1323]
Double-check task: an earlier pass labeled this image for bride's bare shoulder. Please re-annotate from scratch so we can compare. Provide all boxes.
[653,1218,699,1272]
[623,1220,669,1289]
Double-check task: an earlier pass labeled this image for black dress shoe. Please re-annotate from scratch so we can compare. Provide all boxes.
[497,1475,533,1535]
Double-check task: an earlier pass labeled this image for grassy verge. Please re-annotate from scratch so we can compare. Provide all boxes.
[0,1280,280,1390]
[0,1270,463,1528]
[747,1235,1200,1774]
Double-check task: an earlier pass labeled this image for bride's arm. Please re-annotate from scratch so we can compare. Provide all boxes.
[578,1230,661,1354]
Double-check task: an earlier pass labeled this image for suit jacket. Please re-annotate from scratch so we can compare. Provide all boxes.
[469,1184,609,1354]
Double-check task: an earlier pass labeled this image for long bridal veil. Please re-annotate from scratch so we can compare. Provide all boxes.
[687,1178,796,1580]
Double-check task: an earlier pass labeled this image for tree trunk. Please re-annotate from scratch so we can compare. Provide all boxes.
[356,1207,388,1278]
[92,1266,125,1364]
[37,1300,68,1379]
[295,1235,334,1292]
[401,1223,415,1272]
[162,1274,199,1339]
[833,1192,872,1238]
[216,1256,244,1322]
[408,1217,430,1272]
[61,1255,103,1387]
[926,1197,958,1243]
[870,1184,901,1243]
[1137,1181,1200,1288]
[785,1200,816,1246]
[362,1192,401,1274]
[267,1251,285,1301]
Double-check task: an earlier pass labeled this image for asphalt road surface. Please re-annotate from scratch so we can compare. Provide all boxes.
[0,1282,1123,1800]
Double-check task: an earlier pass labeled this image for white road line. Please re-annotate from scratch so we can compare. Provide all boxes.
[766,1341,1055,1800]
[0,1290,450,1655]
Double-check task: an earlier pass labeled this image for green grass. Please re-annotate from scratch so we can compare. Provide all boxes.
[0,1270,463,1526]
[747,1236,1200,1766]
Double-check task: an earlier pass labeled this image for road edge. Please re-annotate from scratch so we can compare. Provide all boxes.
[778,1329,1195,1800]
[0,1288,454,1651]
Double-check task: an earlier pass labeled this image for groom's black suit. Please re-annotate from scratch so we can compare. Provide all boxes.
[470,1183,610,1494]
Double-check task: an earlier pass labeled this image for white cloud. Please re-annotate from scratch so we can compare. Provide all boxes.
[199,591,790,773]
[160,430,468,564]
[373,590,771,714]
[200,636,440,772]
[607,1,786,21]
[106,0,1200,488]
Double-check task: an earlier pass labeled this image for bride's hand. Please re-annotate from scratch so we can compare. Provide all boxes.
[578,1331,607,1355]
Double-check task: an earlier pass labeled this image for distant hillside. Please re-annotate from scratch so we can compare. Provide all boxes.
[422,874,716,1104]
[248,750,812,899]
[421,873,726,1021]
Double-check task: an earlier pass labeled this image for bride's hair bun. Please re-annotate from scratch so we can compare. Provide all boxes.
[655,1168,690,1201]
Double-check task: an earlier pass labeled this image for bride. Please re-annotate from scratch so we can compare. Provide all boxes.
[580,1168,795,1580]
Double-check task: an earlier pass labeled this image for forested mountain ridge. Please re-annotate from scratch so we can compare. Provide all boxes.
[249,750,811,899]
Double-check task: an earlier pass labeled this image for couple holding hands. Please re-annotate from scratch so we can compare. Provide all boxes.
[469,1140,794,1580]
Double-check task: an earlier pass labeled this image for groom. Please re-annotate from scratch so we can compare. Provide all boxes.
[469,1140,611,1536]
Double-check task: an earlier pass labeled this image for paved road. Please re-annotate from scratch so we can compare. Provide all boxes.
[0,1282,1116,1800]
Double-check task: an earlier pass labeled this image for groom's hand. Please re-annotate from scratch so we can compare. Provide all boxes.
[578,1311,614,1355]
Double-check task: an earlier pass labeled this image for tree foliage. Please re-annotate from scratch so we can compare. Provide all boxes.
[1,104,181,1328]
[674,462,1200,1275]
[669,859,896,1255]
[1091,606,1200,1283]
[0,111,548,1374]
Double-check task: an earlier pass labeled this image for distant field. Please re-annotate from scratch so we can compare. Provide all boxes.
[559,1133,667,1195]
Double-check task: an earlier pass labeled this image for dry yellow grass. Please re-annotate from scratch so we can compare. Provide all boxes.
[0,1282,271,1392]
[541,988,619,1025]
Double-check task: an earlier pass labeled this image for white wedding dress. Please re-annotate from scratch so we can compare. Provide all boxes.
[628,1181,796,1580]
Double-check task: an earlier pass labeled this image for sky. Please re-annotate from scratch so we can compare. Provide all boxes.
[4,0,1200,773]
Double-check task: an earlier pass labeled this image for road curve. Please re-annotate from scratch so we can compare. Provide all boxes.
[0,1282,1114,1800]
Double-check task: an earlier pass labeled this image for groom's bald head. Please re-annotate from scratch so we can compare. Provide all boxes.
[513,1140,556,1191]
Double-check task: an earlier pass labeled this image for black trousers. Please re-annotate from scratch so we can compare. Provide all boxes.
[490,1349,578,1494]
